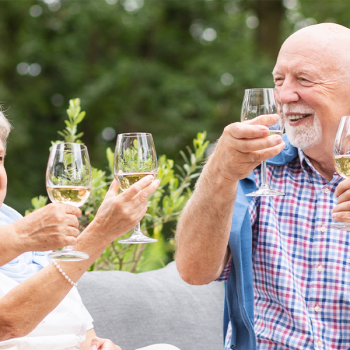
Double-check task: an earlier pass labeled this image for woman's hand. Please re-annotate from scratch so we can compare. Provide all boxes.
[90,336,122,350]
[90,175,159,241]
[11,203,81,252]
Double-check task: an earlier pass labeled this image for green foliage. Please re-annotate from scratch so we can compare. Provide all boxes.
[26,99,208,272]
[1,0,278,214]
[3,0,345,222]
[25,195,48,216]
[116,139,157,173]
[57,99,85,144]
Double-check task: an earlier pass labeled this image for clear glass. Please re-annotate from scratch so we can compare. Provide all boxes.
[114,133,158,244]
[241,88,285,196]
[46,142,92,261]
[330,116,350,230]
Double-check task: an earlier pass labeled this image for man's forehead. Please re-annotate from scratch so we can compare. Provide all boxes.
[272,57,324,78]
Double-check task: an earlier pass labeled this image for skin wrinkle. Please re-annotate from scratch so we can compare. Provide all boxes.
[273,24,350,180]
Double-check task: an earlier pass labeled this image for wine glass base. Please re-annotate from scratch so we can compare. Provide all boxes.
[118,234,158,244]
[48,249,89,262]
[330,223,350,231]
[245,187,285,197]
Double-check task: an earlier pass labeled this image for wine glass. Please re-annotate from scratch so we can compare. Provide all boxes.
[114,133,158,244]
[46,142,92,261]
[331,115,350,230]
[241,88,285,196]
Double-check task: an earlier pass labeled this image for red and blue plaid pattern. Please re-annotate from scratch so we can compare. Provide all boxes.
[220,149,350,350]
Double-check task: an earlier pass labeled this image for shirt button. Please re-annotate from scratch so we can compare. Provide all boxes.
[320,226,327,232]
[315,305,321,312]
[324,188,330,194]
[317,340,322,347]
[317,265,324,272]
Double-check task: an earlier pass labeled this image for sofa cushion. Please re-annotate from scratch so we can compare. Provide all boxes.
[77,261,224,350]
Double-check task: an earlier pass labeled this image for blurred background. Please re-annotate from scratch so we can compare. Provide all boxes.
[0,0,348,214]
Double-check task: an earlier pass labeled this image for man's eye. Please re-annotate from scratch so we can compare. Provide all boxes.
[299,78,313,86]
[274,78,283,86]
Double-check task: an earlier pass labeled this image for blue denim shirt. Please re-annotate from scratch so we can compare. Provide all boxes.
[224,135,298,349]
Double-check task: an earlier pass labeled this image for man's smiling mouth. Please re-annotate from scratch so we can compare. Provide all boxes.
[288,114,312,121]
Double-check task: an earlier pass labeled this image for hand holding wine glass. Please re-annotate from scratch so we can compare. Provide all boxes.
[114,133,158,244]
[46,142,92,261]
[241,88,285,196]
[330,116,350,230]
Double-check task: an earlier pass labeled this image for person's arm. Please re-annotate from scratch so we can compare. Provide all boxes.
[0,176,159,341]
[175,115,285,285]
[0,203,81,267]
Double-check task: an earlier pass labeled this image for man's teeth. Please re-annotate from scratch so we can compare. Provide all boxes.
[288,114,309,121]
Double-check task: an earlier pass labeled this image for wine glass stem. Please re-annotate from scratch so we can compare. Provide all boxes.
[261,160,268,187]
[134,222,142,234]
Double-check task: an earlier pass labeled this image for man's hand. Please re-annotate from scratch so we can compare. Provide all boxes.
[211,114,285,182]
[332,178,350,222]
[90,337,122,350]
[90,175,160,241]
[11,203,81,253]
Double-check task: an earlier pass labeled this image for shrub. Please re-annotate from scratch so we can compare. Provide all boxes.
[26,98,209,272]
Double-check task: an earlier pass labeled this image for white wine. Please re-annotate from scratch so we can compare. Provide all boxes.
[269,130,283,136]
[334,155,350,178]
[116,172,157,191]
[47,186,91,207]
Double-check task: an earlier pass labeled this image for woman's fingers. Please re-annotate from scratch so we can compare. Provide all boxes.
[122,175,156,201]
[90,337,122,350]
[135,179,160,202]
[90,337,103,350]
[60,203,82,217]
[104,180,120,200]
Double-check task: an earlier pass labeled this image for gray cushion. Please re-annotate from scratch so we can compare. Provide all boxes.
[78,261,224,350]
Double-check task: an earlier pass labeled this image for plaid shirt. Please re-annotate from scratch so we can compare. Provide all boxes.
[219,149,350,350]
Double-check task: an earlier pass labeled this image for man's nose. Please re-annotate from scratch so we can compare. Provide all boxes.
[278,78,300,104]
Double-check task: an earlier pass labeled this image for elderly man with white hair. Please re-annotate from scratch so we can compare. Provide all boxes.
[176,23,350,350]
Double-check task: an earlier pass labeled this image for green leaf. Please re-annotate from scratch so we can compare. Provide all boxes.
[106,147,115,175]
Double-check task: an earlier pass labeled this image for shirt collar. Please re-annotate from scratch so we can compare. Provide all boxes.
[297,148,342,186]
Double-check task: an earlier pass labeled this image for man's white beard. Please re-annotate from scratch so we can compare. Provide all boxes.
[282,102,323,150]
[284,115,322,150]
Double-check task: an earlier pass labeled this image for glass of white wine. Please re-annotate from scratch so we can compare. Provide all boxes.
[331,115,350,230]
[114,132,158,244]
[46,142,92,261]
[241,88,285,196]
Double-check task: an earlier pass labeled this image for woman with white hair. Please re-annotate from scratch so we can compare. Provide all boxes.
[0,111,179,350]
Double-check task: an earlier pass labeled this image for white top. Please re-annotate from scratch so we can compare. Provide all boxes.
[0,271,93,350]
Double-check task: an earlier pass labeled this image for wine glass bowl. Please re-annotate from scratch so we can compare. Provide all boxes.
[241,88,285,197]
[46,142,92,261]
[114,133,158,244]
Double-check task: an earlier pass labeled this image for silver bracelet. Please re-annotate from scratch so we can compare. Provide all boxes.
[53,261,78,287]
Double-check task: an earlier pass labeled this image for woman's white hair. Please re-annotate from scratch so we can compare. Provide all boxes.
[0,111,12,150]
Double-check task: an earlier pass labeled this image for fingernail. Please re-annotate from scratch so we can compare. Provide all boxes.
[91,345,97,350]
[332,213,338,219]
